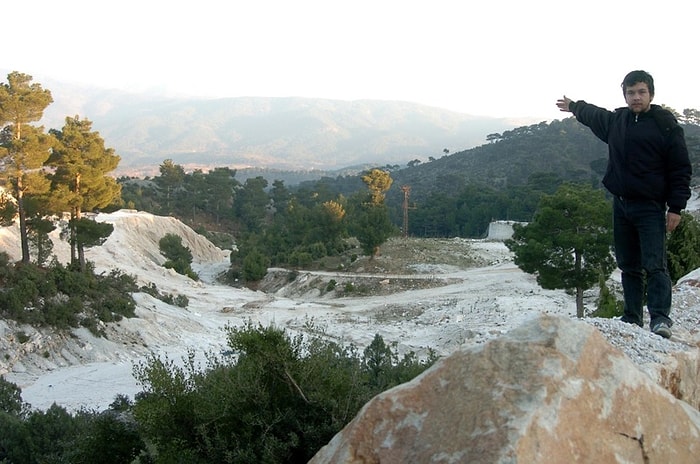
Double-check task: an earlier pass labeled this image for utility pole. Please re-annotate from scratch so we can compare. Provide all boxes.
[401,185,411,238]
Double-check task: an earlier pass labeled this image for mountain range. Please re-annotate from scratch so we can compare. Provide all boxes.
[18,73,533,176]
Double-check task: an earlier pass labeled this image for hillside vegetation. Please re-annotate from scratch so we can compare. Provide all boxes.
[296,116,699,236]
[120,114,700,243]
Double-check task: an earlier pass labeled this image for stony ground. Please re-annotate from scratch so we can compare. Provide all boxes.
[259,236,496,297]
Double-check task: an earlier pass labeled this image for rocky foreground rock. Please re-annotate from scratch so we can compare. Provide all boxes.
[309,314,700,464]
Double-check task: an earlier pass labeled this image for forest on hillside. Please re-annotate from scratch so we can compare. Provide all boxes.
[120,114,700,241]
[300,112,700,237]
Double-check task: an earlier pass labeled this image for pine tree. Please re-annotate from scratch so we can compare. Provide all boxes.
[353,169,395,257]
[506,183,615,317]
[48,116,121,270]
[361,168,393,206]
[0,72,54,263]
[156,159,186,213]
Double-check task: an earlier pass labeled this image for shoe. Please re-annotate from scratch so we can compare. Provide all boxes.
[651,322,672,339]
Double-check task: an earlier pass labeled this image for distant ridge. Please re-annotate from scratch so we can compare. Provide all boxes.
[1,71,534,175]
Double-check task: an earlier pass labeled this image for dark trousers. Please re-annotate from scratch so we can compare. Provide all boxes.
[613,197,672,328]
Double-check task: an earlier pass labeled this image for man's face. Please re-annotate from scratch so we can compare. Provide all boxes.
[624,82,653,113]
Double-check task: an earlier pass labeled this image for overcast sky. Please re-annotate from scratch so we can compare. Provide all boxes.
[4,0,699,119]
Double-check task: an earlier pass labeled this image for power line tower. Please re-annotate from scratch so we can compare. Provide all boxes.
[401,185,411,238]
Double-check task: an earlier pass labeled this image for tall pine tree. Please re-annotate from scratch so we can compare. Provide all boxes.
[48,116,121,270]
[0,72,54,263]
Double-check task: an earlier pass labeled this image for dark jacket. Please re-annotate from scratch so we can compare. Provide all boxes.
[569,101,692,214]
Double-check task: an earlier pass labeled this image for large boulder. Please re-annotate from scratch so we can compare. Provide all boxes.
[309,314,700,463]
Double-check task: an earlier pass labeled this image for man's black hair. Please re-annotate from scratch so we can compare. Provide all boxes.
[621,70,655,97]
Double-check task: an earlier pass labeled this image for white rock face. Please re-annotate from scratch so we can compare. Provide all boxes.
[310,314,700,464]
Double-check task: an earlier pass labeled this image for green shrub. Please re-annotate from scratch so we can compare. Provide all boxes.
[15,331,30,344]
[308,242,327,259]
[0,260,137,332]
[139,283,189,308]
[0,376,26,417]
[0,251,13,280]
[242,249,269,282]
[173,294,189,308]
[139,282,161,298]
[68,410,146,464]
[159,233,198,280]
[590,275,623,319]
[668,212,700,283]
[132,323,437,463]
[288,250,312,267]
[0,412,33,464]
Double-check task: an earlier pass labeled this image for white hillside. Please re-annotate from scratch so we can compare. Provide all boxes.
[1,209,699,413]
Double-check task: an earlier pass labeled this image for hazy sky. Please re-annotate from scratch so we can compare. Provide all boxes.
[4,0,699,119]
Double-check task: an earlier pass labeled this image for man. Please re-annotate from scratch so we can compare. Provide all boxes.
[556,70,691,339]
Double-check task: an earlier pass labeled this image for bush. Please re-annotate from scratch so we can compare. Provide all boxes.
[0,251,12,280]
[0,377,26,417]
[173,294,189,308]
[159,233,198,280]
[288,250,312,267]
[325,279,337,292]
[0,260,138,332]
[0,327,437,463]
[68,410,145,464]
[132,323,437,463]
[242,249,269,282]
[668,212,700,283]
[0,379,146,464]
[0,412,33,464]
[139,282,189,308]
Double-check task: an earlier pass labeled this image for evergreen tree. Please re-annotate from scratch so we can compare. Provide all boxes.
[353,169,396,257]
[355,202,395,257]
[361,168,393,206]
[0,72,54,263]
[235,176,269,232]
[242,248,269,281]
[592,274,623,318]
[0,189,17,226]
[363,334,394,390]
[26,217,55,266]
[667,212,700,283]
[506,183,615,317]
[48,116,121,270]
[184,168,207,222]
[72,217,114,250]
[270,179,291,214]
[205,167,237,224]
[156,159,186,213]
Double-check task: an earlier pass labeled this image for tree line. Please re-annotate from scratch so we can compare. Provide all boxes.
[121,163,397,281]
